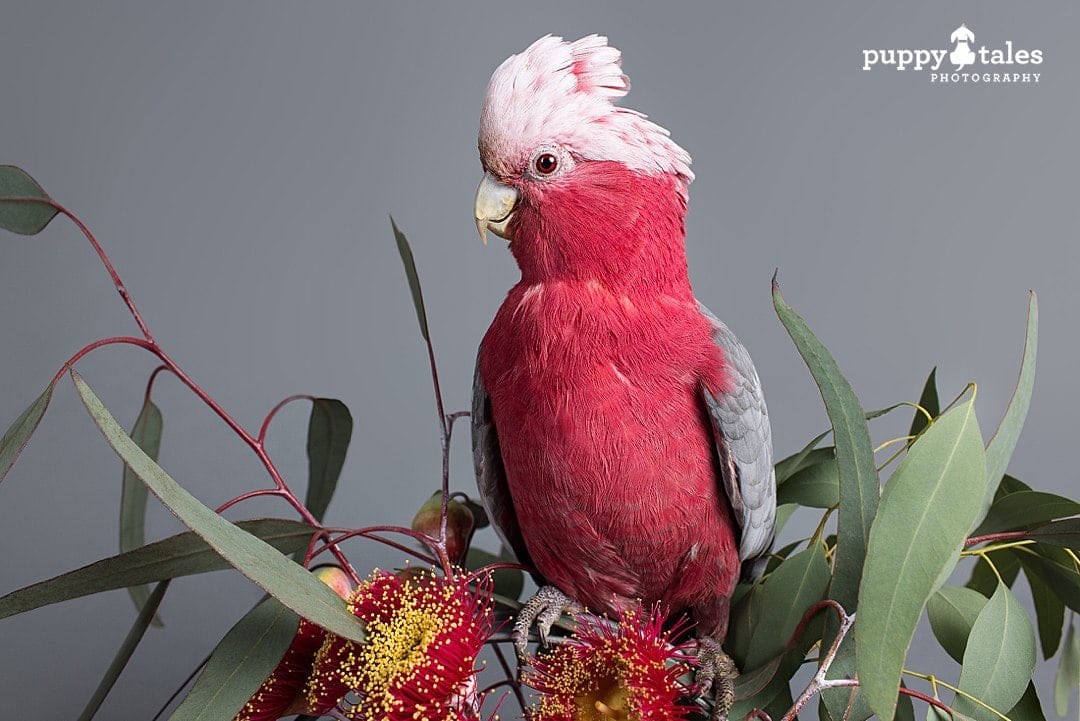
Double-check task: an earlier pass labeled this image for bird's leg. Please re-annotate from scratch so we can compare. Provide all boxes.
[694,636,738,721]
[512,585,584,660]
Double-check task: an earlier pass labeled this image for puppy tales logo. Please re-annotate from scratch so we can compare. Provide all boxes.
[863,24,1043,84]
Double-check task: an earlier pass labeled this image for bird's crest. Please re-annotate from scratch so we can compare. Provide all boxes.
[479,35,693,190]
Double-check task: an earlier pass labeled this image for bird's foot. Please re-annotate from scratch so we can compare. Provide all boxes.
[693,636,738,721]
[512,585,584,660]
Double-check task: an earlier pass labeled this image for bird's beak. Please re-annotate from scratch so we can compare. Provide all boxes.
[474,173,518,245]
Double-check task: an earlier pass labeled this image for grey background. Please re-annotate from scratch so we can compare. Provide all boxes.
[1,2,1076,718]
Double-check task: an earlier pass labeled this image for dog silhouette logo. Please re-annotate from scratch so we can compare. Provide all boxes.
[950,24,976,69]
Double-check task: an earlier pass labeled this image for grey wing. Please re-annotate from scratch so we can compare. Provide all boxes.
[698,303,777,567]
[471,351,537,575]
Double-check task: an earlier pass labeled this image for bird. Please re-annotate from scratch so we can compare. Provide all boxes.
[471,35,775,719]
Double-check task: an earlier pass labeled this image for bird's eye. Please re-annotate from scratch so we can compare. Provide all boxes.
[534,153,558,175]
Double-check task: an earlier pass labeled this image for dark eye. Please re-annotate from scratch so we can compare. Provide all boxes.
[534,153,558,175]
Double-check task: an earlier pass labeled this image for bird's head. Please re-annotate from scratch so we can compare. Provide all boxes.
[475,35,694,286]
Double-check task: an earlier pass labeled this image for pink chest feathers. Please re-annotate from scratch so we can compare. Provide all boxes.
[479,281,739,613]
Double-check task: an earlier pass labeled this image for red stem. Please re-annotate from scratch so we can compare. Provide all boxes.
[54,203,155,343]
[787,599,845,650]
[898,687,955,715]
[491,642,527,711]
[743,711,774,721]
[258,394,316,445]
[48,204,362,580]
[143,365,172,404]
[311,527,438,566]
[964,531,1028,547]
[215,488,281,514]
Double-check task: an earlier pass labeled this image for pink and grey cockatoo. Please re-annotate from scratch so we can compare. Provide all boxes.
[471,35,776,718]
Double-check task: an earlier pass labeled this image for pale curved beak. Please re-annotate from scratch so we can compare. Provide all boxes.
[474,173,518,245]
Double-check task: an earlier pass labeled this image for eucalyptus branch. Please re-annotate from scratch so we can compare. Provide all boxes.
[780,606,857,721]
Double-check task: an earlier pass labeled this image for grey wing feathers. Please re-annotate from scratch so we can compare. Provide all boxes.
[471,353,536,573]
[698,303,777,566]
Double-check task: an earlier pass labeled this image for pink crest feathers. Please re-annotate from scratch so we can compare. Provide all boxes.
[479,35,693,190]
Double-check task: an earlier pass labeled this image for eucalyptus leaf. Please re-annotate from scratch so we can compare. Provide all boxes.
[0,382,55,484]
[954,582,1036,721]
[965,551,1021,597]
[979,292,1037,520]
[78,581,169,721]
[72,372,365,642]
[1027,517,1080,548]
[0,519,316,619]
[120,398,163,624]
[390,216,430,341]
[776,453,838,508]
[169,596,299,721]
[909,367,940,437]
[926,585,988,663]
[1022,561,1065,659]
[772,280,878,619]
[1006,681,1047,721]
[972,490,1080,537]
[744,544,830,669]
[305,398,353,522]
[1020,548,1080,614]
[0,165,59,235]
[775,435,832,483]
[855,400,986,721]
[1055,618,1078,718]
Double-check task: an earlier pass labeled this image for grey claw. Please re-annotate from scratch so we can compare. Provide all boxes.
[695,637,738,721]
[512,585,583,660]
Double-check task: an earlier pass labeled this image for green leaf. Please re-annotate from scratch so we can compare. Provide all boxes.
[305,398,353,523]
[856,400,987,721]
[996,474,1032,497]
[72,370,364,642]
[731,616,821,719]
[1022,561,1065,659]
[955,582,1037,721]
[773,503,797,538]
[1027,518,1080,548]
[772,279,878,617]
[0,382,55,484]
[169,596,299,721]
[734,653,785,701]
[1055,618,1078,718]
[77,581,169,721]
[822,646,874,721]
[744,544,830,668]
[927,585,989,663]
[979,292,1038,523]
[0,165,59,235]
[725,582,761,669]
[973,490,1080,537]
[965,551,1021,597]
[776,453,838,508]
[120,398,163,625]
[390,216,430,342]
[773,403,903,485]
[1020,548,1080,615]
[1006,681,1047,721]
[775,435,832,484]
[909,367,940,438]
[465,546,524,602]
[0,519,316,619]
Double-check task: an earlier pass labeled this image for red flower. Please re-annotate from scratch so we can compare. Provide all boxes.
[304,568,494,720]
[523,606,696,721]
[235,566,355,721]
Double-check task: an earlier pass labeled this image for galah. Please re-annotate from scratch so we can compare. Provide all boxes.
[471,35,775,719]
